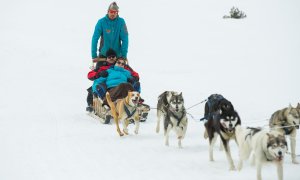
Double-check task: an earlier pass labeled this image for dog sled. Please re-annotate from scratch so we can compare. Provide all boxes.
[88,58,150,124]
[89,95,150,124]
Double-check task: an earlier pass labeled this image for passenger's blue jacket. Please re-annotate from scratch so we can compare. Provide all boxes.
[92,66,132,92]
[91,15,128,59]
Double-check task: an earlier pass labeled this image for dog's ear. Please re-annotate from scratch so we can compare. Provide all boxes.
[125,95,130,104]
[266,133,275,139]
[166,91,173,102]
[228,101,233,109]
[287,104,292,112]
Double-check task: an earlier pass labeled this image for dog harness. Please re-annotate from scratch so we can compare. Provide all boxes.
[124,104,137,118]
[168,109,186,127]
[245,127,262,140]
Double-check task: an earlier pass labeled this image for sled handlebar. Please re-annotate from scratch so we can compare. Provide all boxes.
[93,58,107,63]
[92,57,130,65]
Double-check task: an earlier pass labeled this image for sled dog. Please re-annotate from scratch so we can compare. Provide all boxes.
[202,94,235,139]
[235,125,287,180]
[156,91,188,148]
[106,91,140,136]
[204,109,241,170]
[269,104,300,164]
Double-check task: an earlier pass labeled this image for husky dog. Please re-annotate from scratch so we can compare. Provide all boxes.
[204,109,241,170]
[156,91,188,148]
[235,125,287,180]
[269,104,300,164]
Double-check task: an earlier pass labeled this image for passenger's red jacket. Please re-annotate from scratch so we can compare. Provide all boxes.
[88,64,139,81]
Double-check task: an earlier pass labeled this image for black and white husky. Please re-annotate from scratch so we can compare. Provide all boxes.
[156,91,188,148]
[203,94,241,170]
[204,109,241,170]
[235,125,287,180]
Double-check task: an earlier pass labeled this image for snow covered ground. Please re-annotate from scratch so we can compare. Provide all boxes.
[0,0,300,179]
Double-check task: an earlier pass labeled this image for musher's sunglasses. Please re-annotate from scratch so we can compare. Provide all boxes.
[107,55,116,59]
[116,61,125,66]
[109,10,118,14]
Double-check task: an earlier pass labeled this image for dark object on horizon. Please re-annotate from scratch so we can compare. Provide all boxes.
[223,7,247,19]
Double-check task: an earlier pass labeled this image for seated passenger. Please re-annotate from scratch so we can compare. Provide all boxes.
[92,58,138,106]
[86,49,142,112]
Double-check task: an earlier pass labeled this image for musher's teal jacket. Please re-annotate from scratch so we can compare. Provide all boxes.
[91,15,128,59]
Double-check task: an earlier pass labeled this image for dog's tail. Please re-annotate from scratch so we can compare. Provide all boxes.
[106,92,118,118]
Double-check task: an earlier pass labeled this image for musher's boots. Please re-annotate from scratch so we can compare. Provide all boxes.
[86,105,94,112]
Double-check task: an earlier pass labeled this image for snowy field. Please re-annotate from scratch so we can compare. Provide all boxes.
[0,0,300,179]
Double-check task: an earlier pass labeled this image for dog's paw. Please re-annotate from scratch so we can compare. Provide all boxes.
[123,129,129,135]
[204,131,208,139]
[117,129,124,136]
[229,166,236,171]
[292,159,299,164]
[156,127,160,133]
[237,161,243,171]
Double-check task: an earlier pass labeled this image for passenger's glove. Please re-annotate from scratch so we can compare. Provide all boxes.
[128,76,139,83]
[133,76,139,81]
[96,71,108,78]
[127,77,135,84]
